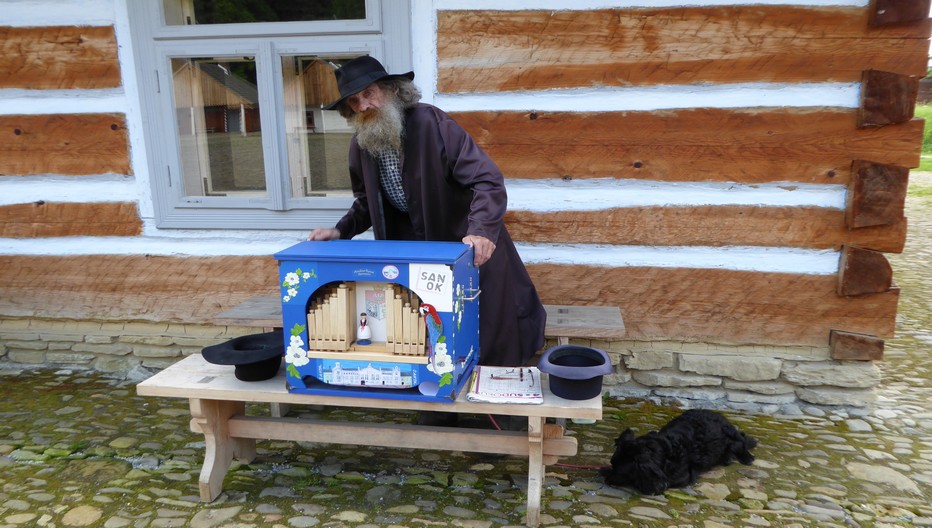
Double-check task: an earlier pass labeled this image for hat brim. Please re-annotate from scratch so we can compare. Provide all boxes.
[202,331,284,366]
[325,70,415,111]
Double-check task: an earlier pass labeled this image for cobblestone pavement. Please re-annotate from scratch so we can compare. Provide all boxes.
[1,177,930,528]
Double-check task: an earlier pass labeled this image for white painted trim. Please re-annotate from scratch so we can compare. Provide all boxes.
[436,83,861,112]
[114,0,156,220]
[436,0,868,9]
[516,243,840,274]
[0,176,136,205]
[0,89,127,115]
[0,176,847,210]
[1,0,116,27]
[506,179,847,211]
[0,236,839,274]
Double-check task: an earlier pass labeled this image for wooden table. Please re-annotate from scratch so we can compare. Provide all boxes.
[137,354,602,527]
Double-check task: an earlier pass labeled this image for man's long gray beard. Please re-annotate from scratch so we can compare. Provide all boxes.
[353,97,405,156]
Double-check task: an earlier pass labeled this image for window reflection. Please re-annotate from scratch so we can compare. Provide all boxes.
[172,57,266,197]
[282,56,360,198]
[164,0,366,25]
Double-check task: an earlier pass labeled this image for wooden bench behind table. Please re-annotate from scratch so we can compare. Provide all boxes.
[212,295,627,346]
[136,354,602,528]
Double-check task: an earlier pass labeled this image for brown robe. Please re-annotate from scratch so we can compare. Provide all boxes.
[334,103,546,366]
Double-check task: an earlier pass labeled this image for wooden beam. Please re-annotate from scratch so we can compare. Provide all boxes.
[0,114,129,176]
[0,26,120,89]
[438,7,930,93]
[846,160,909,228]
[0,255,899,348]
[506,205,906,253]
[0,202,142,238]
[858,70,920,127]
[837,245,893,296]
[0,255,279,323]
[453,109,924,183]
[869,0,932,27]
[830,330,884,360]
[526,264,898,347]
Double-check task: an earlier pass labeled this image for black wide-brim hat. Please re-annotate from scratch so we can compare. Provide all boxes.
[201,331,284,382]
[325,55,414,110]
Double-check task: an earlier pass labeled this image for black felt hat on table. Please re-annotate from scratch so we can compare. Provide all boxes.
[325,55,414,110]
[201,331,284,382]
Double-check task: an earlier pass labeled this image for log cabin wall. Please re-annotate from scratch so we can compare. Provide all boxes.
[0,0,928,410]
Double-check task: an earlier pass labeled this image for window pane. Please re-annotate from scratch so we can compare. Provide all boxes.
[171,57,266,197]
[282,56,360,198]
[164,0,366,25]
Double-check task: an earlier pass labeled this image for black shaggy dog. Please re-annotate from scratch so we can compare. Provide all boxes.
[600,409,758,495]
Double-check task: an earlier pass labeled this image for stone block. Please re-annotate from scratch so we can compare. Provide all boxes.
[120,335,175,346]
[8,350,47,364]
[47,341,76,351]
[39,333,84,343]
[123,322,169,335]
[85,335,116,344]
[172,336,225,348]
[71,342,132,356]
[141,357,179,370]
[623,350,674,370]
[604,370,632,384]
[653,387,728,401]
[132,345,182,358]
[604,382,654,399]
[679,354,782,381]
[0,318,31,330]
[796,387,876,407]
[4,340,48,351]
[782,361,881,388]
[174,324,229,338]
[631,369,721,388]
[46,352,96,364]
[723,379,796,395]
[726,390,798,405]
[95,355,142,373]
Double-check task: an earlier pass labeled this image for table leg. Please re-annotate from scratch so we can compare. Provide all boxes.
[189,399,252,502]
[526,416,545,528]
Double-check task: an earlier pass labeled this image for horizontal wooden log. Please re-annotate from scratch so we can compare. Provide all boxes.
[0,255,279,324]
[0,256,897,348]
[0,114,129,176]
[830,329,884,360]
[846,160,909,228]
[837,245,893,296]
[438,7,931,93]
[0,202,142,238]
[453,109,923,183]
[0,26,120,89]
[505,205,906,253]
[527,264,898,346]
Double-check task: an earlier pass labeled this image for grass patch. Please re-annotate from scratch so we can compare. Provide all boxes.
[914,104,932,171]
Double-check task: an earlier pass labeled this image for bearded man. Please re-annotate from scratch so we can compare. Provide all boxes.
[308,56,546,370]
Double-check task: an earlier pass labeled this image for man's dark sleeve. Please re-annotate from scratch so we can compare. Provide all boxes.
[437,114,506,244]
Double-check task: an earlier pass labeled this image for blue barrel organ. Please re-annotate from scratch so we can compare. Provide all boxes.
[274,240,480,402]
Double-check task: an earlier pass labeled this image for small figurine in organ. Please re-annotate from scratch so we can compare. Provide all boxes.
[356,312,372,345]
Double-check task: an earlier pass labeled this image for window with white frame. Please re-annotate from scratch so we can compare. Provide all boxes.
[127,0,411,229]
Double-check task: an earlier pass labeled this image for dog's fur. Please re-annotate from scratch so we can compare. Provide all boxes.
[600,409,758,495]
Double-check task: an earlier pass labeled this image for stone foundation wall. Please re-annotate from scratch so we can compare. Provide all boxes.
[589,338,879,414]
[0,317,880,412]
[0,317,258,375]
